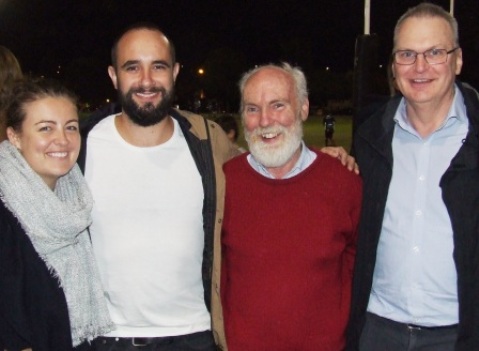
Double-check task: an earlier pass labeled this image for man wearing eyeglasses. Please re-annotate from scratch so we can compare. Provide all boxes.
[347,3,479,351]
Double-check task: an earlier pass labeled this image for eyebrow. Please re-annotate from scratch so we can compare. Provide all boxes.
[34,119,79,126]
[395,44,443,51]
[120,59,171,69]
[244,98,288,105]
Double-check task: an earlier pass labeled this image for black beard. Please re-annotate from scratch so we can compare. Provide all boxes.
[118,86,174,127]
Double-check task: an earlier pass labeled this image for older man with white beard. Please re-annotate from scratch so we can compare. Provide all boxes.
[219,62,363,351]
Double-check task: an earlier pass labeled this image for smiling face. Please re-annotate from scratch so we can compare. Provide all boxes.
[242,67,309,175]
[7,96,80,189]
[392,16,462,110]
[108,28,180,126]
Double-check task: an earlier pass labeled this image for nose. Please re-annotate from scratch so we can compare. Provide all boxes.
[54,130,68,145]
[259,108,272,127]
[140,68,154,88]
[414,53,428,72]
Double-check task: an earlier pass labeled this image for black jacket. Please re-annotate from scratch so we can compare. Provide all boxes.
[0,201,72,351]
[347,81,479,350]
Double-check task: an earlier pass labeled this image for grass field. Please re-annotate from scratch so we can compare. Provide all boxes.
[220,114,354,151]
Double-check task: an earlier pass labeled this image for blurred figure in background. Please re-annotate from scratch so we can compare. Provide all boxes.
[215,114,246,153]
[0,46,23,141]
[323,112,335,146]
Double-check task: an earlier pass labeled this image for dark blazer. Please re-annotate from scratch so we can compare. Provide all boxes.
[0,201,72,351]
[347,81,479,351]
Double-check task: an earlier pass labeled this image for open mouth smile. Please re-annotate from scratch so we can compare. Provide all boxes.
[47,152,68,158]
[262,132,279,139]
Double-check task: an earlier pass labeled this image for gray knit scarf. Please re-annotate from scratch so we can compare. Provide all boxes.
[0,141,113,346]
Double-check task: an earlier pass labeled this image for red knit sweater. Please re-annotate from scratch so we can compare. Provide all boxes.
[221,150,362,351]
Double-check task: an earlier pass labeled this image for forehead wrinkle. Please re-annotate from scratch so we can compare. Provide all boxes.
[395,17,455,51]
[244,70,295,105]
[117,30,173,66]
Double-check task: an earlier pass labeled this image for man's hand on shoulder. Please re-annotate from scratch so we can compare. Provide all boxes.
[320,146,359,174]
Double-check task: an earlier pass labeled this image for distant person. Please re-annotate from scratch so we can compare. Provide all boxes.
[0,78,112,351]
[0,45,23,141]
[220,62,362,350]
[323,113,335,146]
[78,22,239,350]
[215,114,246,153]
[347,3,479,350]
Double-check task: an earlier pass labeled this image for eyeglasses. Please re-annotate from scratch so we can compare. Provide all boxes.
[393,47,459,65]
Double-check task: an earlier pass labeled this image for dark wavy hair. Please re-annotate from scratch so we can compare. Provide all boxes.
[6,78,78,133]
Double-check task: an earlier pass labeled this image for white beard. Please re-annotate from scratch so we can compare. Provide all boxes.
[245,117,303,168]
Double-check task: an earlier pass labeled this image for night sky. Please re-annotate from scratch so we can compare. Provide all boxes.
[1,0,478,106]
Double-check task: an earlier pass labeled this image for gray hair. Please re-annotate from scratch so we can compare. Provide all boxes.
[238,62,308,114]
[393,2,459,49]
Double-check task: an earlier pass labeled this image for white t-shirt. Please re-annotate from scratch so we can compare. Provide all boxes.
[85,115,210,337]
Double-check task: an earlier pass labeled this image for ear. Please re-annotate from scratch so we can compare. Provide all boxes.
[108,66,119,89]
[300,98,310,122]
[172,62,180,82]
[454,48,463,75]
[6,127,21,150]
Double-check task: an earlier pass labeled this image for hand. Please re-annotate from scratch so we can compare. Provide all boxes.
[320,146,359,174]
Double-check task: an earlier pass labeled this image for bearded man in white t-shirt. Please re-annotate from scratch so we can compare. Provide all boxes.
[77,22,238,351]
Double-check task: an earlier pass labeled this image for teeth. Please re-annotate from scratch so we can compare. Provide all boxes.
[49,152,67,158]
[262,133,278,139]
[413,79,429,83]
[137,92,156,97]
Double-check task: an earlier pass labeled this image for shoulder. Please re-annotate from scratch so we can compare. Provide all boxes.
[173,108,224,140]
[311,149,362,187]
[310,152,363,209]
[224,153,249,172]
[0,200,36,265]
[81,113,116,137]
[458,81,479,99]
[458,81,479,119]
[0,200,20,239]
[172,108,202,127]
[353,96,400,153]
[173,109,240,162]
[80,103,120,135]
[361,96,399,129]
[0,200,70,350]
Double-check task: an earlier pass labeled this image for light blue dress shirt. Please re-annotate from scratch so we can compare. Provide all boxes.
[368,86,469,326]
[247,141,317,179]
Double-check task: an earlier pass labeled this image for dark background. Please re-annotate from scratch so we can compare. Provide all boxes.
[1,0,477,111]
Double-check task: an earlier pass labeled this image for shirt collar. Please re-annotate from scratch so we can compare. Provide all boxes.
[394,85,467,136]
[247,141,316,179]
